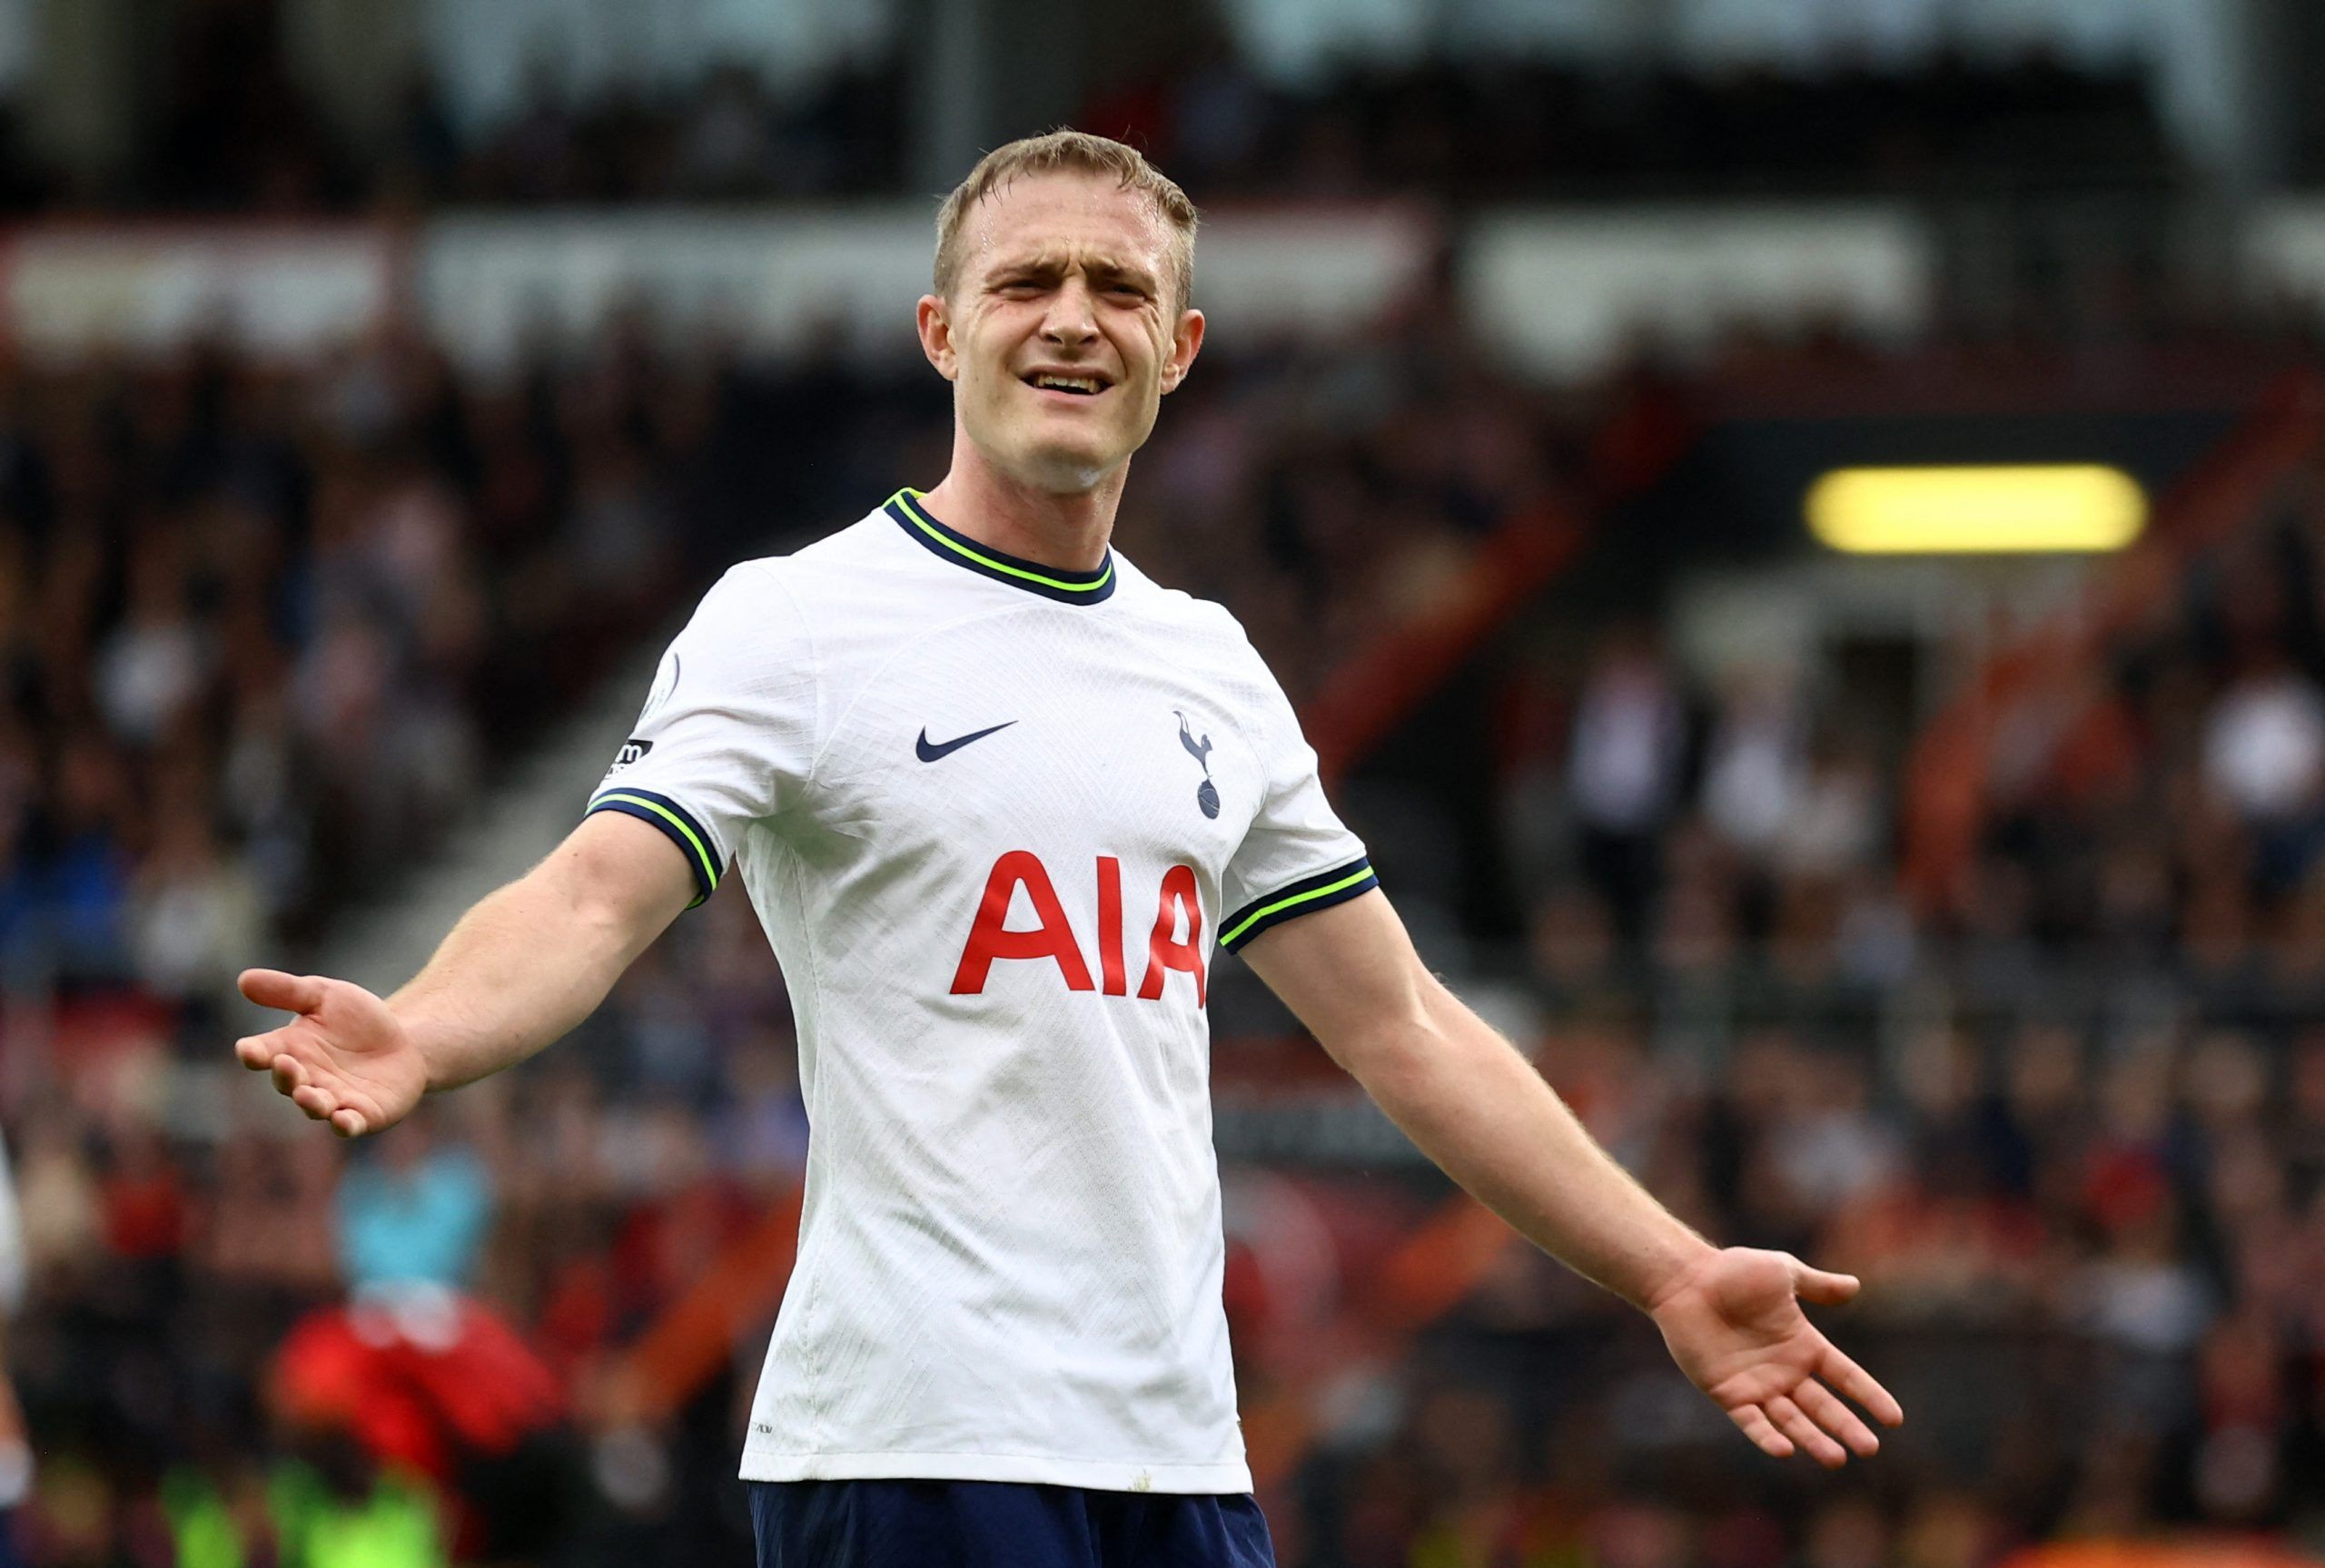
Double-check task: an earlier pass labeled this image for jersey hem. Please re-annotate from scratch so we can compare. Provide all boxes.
[737,1448,1254,1494]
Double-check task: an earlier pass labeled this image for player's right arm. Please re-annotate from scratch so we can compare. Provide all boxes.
[242,560,811,1137]
[233,810,697,1138]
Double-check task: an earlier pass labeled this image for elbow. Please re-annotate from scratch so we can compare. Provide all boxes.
[567,884,645,952]
[529,844,668,960]
[1324,996,1455,1104]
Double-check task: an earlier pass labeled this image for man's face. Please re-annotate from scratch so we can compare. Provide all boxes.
[918,172,1204,495]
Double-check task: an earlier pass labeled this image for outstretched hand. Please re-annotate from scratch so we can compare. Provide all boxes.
[1647,1246,1904,1467]
[233,969,429,1139]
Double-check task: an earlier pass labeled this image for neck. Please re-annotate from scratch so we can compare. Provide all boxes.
[918,439,1124,574]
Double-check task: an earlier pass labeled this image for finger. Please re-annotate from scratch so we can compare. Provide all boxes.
[1790,1260,1862,1306]
[1795,1377,1881,1457]
[331,1109,366,1138]
[1766,1394,1847,1468]
[1819,1344,1905,1427]
[234,1032,280,1070]
[292,1085,336,1121]
[1726,1404,1794,1460]
[271,1054,309,1097]
[239,969,326,1015]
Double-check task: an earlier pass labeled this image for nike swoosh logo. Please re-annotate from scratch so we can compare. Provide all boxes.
[916,721,1016,763]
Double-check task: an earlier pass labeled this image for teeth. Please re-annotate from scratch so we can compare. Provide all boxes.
[1034,375,1103,394]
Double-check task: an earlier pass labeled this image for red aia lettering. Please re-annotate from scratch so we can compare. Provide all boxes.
[1139,863,1207,1005]
[951,853,1204,1002]
[950,850,1095,994]
[1096,855,1127,996]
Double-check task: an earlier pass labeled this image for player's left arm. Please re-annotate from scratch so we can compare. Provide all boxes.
[1238,888,1905,1467]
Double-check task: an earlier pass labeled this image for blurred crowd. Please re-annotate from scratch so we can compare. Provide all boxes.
[1271,1005,2325,1564]
[0,325,877,1005]
[1974,498,2325,1011]
[25,962,2325,1562]
[8,883,806,1563]
[1098,51,2169,204]
[1270,449,2325,1566]
[1497,461,2325,1023]
[5,18,2172,213]
[401,50,2168,209]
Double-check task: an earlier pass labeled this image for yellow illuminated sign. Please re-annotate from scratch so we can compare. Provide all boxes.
[1806,465,2147,555]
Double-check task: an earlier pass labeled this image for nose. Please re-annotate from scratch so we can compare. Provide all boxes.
[1041,276,1099,348]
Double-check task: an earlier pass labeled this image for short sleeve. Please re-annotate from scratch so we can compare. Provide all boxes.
[1218,664,1376,954]
[583,565,816,906]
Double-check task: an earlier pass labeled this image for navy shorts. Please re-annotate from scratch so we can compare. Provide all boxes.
[747,1479,1277,1568]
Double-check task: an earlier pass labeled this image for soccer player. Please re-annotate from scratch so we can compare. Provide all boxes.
[234,132,1903,1567]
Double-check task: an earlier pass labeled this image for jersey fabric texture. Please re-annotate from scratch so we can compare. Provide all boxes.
[747,1480,1275,1568]
[587,490,1375,1494]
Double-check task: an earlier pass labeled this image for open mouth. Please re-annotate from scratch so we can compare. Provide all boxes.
[1022,370,1112,398]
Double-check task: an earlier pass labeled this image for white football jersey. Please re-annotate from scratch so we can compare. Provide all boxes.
[587,490,1374,1494]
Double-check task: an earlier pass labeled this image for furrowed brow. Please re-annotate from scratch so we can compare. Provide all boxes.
[987,248,1158,295]
[1089,259,1160,294]
[987,256,1063,287]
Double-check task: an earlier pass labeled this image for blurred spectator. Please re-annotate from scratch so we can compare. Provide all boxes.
[1701,666,1809,863]
[334,1131,491,1293]
[2201,651,2325,823]
[1568,630,1688,940]
[127,804,264,1001]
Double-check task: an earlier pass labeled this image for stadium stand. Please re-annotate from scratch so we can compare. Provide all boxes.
[7,15,2325,1565]
[0,44,2173,212]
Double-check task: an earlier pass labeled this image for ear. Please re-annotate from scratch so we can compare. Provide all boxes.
[1160,307,1204,396]
[916,294,958,382]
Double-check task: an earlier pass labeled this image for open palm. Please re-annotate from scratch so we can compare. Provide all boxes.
[1647,1246,1904,1467]
[232,969,429,1139]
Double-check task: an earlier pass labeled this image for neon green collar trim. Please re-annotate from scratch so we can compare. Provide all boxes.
[885,488,1118,605]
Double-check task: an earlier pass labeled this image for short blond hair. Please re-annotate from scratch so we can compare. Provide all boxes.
[934,130,1200,313]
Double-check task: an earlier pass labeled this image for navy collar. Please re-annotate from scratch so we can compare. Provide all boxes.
[885,489,1118,606]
